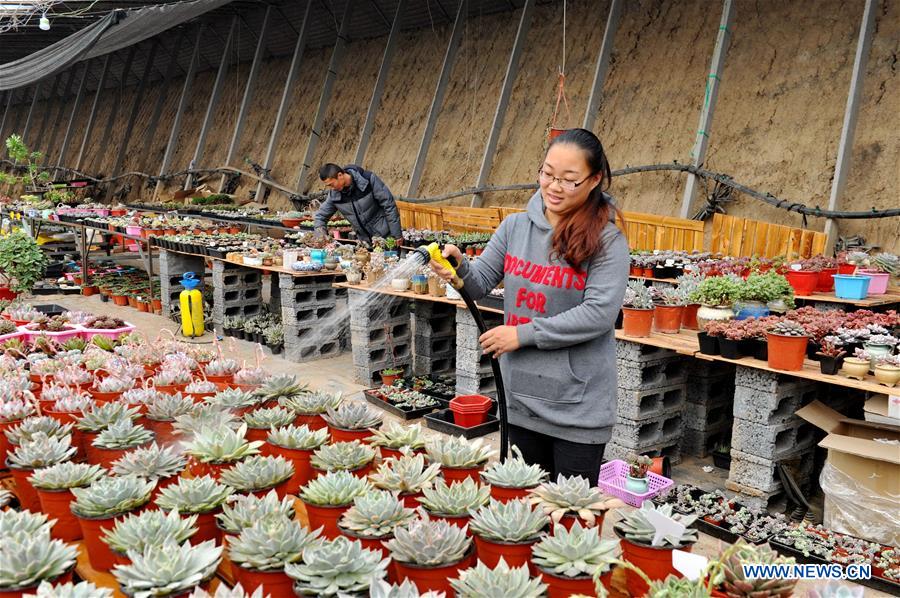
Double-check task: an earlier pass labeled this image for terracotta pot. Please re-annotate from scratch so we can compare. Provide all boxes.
[112,295,129,306]
[440,463,484,484]
[785,270,819,297]
[474,534,537,572]
[36,487,82,541]
[328,425,378,444]
[205,373,235,385]
[394,547,475,595]
[145,419,179,445]
[264,444,316,495]
[82,286,98,297]
[538,566,610,598]
[652,305,684,334]
[190,509,223,545]
[381,373,401,387]
[618,528,694,597]
[766,332,808,372]
[8,464,40,511]
[681,304,700,330]
[302,501,352,539]
[622,307,654,338]
[76,511,132,571]
[488,483,534,503]
[232,566,294,596]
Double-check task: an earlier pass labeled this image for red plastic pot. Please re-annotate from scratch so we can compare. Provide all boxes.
[652,305,684,334]
[89,389,123,404]
[245,427,269,443]
[328,425,377,444]
[302,501,352,539]
[145,418,179,445]
[339,526,392,559]
[380,446,424,461]
[8,464,40,511]
[36,487,82,541]
[539,566,611,598]
[474,534,537,571]
[247,478,291,500]
[488,483,534,503]
[264,444,316,495]
[205,374,235,385]
[293,413,327,430]
[312,460,374,481]
[190,460,234,481]
[394,547,475,595]
[381,372,401,386]
[618,529,694,597]
[0,567,74,598]
[766,332,808,372]
[0,287,17,301]
[785,270,819,297]
[681,304,700,330]
[622,307,654,338]
[642,267,655,278]
[76,511,132,571]
[0,419,21,468]
[232,565,294,596]
[400,491,423,509]
[91,442,150,469]
[190,509,223,545]
[427,511,471,533]
[816,268,838,292]
[838,263,857,275]
[441,463,484,484]
[552,513,604,534]
[449,395,492,427]
[150,474,180,504]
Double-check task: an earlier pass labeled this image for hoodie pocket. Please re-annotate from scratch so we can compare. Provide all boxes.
[505,348,587,405]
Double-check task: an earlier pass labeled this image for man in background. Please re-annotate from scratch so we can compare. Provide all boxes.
[313,163,403,244]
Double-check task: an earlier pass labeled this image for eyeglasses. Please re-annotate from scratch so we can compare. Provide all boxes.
[537,168,593,192]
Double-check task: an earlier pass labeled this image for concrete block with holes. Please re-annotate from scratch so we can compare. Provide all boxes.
[454,306,502,397]
[726,448,816,496]
[616,356,688,392]
[615,340,678,364]
[210,260,264,328]
[732,375,819,426]
[615,383,686,421]
[609,412,684,450]
[731,416,818,461]
[605,439,682,465]
[159,250,205,318]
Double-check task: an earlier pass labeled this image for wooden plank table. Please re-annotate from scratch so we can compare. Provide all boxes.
[333,281,504,314]
[162,248,347,280]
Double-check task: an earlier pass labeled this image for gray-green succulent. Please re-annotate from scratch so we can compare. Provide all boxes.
[145,393,195,422]
[0,510,52,536]
[102,509,198,555]
[366,421,427,450]
[418,478,490,516]
[74,402,140,432]
[531,520,619,577]
[266,424,329,450]
[425,435,495,468]
[8,433,75,469]
[279,390,342,415]
[216,490,296,535]
[285,536,389,596]
[207,388,259,411]
[4,416,72,446]
[186,583,265,598]
[110,442,187,480]
[155,476,234,514]
[617,502,699,548]
[70,475,156,518]
[93,419,154,450]
[182,424,262,464]
[254,375,308,401]
[384,517,471,566]
[242,406,294,430]
[25,580,114,597]
[529,474,624,527]
[112,540,222,598]
[228,516,322,571]
[322,401,383,430]
[299,470,371,507]
[369,452,441,494]
[310,440,376,472]
[450,558,547,598]
[647,575,712,598]
[338,490,417,538]
[480,446,548,489]
[219,455,294,493]
[368,580,445,598]
[469,498,548,543]
[28,461,105,491]
[0,531,78,591]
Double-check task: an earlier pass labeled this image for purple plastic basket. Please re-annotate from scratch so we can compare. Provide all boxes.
[597,459,673,507]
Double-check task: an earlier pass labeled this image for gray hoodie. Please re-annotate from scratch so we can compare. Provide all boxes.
[456,191,630,444]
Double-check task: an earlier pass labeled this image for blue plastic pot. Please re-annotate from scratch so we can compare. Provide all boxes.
[309,249,327,264]
[832,274,870,300]
[734,303,770,320]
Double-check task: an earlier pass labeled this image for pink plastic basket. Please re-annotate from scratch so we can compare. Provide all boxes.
[597,459,673,507]
[80,324,136,341]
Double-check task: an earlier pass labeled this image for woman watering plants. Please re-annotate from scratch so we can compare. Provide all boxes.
[431,129,629,484]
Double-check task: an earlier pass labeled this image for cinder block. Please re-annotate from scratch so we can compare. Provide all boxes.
[727,449,816,494]
[732,383,818,426]
[285,340,343,363]
[352,321,411,347]
[354,363,411,387]
[455,347,493,376]
[686,376,735,406]
[413,301,457,318]
[415,335,455,357]
[615,340,677,364]
[456,372,497,398]
[683,401,733,433]
[609,413,683,448]
[686,360,736,380]
[681,425,732,458]
[616,357,688,391]
[279,273,340,289]
[615,384,686,421]
[731,417,818,460]
[351,340,412,368]
[605,440,682,465]
[413,355,456,376]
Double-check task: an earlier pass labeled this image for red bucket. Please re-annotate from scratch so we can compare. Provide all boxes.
[449,395,493,427]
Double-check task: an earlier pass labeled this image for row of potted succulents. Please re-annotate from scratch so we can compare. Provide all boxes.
[221,313,284,354]
[0,311,135,346]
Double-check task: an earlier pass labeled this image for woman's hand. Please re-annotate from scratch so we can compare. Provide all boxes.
[479,325,521,358]
[429,244,463,282]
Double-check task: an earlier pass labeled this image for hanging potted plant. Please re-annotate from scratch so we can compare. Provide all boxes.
[385,517,474,595]
[765,320,808,372]
[369,452,441,508]
[425,435,496,483]
[338,490,417,559]
[113,540,222,597]
[29,461,105,542]
[219,455,295,499]
[529,474,624,533]
[451,559,546,598]
[90,419,154,469]
[691,275,740,328]
[279,388,342,431]
[311,440,377,479]
[228,517,322,595]
[367,421,427,461]
[299,470,372,539]
[652,287,687,334]
[816,337,847,375]
[182,424,263,480]
[102,509,198,567]
[0,529,78,596]
[110,442,188,500]
[480,445,549,502]
[625,454,653,494]
[532,521,620,596]
[155,475,234,545]
[418,478,490,531]
[469,498,548,571]
[7,434,77,512]
[0,230,49,299]
[621,280,655,338]
[286,536,390,597]
[615,502,699,596]
[323,401,383,443]
[242,406,295,443]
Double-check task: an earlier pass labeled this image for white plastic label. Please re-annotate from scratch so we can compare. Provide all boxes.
[889,395,900,419]
[672,549,709,581]
[645,509,687,547]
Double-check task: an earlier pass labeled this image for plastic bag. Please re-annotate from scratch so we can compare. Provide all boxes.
[819,461,900,546]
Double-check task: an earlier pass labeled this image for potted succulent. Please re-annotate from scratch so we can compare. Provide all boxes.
[279,389,342,431]
[837,250,869,274]
[299,470,372,539]
[532,520,620,596]
[102,509,198,567]
[242,406,295,443]
[281,211,305,228]
[75,403,141,464]
[784,262,821,297]
[385,517,474,595]
[367,421,427,460]
[228,517,322,595]
[70,475,157,571]
[480,445,549,502]
[311,440,377,479]
[90,419,154,469]
[529,474,624,532]
[0,230,49,297]
[469,498,548,571]
[204,358,241,385]
[28,461,105,542]
[144,393,194,444]
[735,272,793,319]
[263,325,284,355]
[220,455,295,498]
[873,354,900,387]
[858,252,898,295]
[451,559,546,598]
[111,442,188,499]
[615,502,699,596]
[370,452,441,507]
[0,398,36,465]
[155,475,234,545]
[646,576,710,597]
[285,536,390,596]
[864,333,899,364]
[766,320,808,372]
[215,490,296,541]
[380,367,404,387]
[338,490,417,558]
[418,478,490,530]
[706,541,798,597]
[626,454,654,494]
[621,280,655,337]
[652,287,687,334]
[174,406,241,440]
[264,424,328,492]
[5,415,72,447]
[816,336,847,375]
[691,275,741,328]
[7,434,77,511]
[323,401,383,443]
[425,435,496,483]
[113,540,222,597]
[183,424,263,480]
[0,529,78,595]
[25,580,114,597]
[207,389,261,417]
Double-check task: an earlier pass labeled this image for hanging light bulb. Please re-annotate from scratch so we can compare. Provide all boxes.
[39,13,50,30]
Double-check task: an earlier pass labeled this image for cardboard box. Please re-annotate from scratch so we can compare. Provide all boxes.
[864,394,900,426]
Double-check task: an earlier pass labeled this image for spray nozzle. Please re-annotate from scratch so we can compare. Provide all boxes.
[180,272,200,291]
[414,242,464,289]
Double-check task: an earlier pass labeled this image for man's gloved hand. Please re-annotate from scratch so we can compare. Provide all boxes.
[313,227,327,239]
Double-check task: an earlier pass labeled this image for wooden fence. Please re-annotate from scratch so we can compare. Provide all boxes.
[710,214,826,259]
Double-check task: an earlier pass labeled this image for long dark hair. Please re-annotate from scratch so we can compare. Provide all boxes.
[547,128,623,269]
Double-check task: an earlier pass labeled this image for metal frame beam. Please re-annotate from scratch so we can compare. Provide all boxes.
[296,0,355,193]
[256,0,312,202]
[21,82,41,144]
[582,0,623,130]
[155,25,204,199]
[471,0,534,207]
[34,74,61,154]
[185,16,238,190]
[112,39,160,179]
[824,0,877,246]
[406,0,467,197]
[679,0,734,219]
[0,91,13,143]
[219,5,274,192]
[43,68,76,166]
[75,54,112,172]
[56,61,92,177]
[141,33,186,172]
[355,0,406,165]
[96,45,138,172]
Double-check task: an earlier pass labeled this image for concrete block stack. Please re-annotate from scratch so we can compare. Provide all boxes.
[455,307,503,398]
[605,340,688,464]
[210,260,263,329]
[411,301,456,376]
[681,361,736,458]
[158,250,205,318]
[279,274,348,363]
[348,288,411,386]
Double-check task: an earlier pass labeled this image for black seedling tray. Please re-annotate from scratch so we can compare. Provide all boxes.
[425,408,499,439]
[476,294,504,311]
[363,390,440,421]
[34,304,68,315]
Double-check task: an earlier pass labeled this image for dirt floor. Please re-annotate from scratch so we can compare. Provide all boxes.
[33,292,889,596]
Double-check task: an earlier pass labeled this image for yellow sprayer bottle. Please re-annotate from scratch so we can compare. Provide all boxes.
[179,272,204,337]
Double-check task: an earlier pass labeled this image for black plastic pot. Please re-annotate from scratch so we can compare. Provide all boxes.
[712,450,731,470]
[806,341,821,361]
[614,309,623,330]
[99,294,109,303]
[697,332,719,355]
[818,354,844,375]
[718,338,744,359]
[270,344,283,355]
[751,339,768,361]
[223,328,233,337]
[235,330,245,340]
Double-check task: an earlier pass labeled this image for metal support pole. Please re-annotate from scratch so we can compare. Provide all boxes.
[219,6,273,192]
[0,91,12,142]
[582,0,622,129]
[21,83,41,144]
[296,0,354,193]
[679,0,734,219]
[97,45,137,171]
[140,35,185,172]
[354,0,406,164]
[185,16,238,190]
[407,0,467,197]
[34,74,61,153]
[112,40,160,179]
[471,0,533,208]
[255,0,312,203]
[75,53,112,172]
[44,69,77,166]
[824,0,877,247]
[55,63,91,177]
[155,26,204,199]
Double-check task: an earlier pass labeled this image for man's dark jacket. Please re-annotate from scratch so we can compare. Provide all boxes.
[313,165,403,242]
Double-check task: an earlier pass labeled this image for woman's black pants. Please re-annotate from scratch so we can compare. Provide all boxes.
[508,424,606,485]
